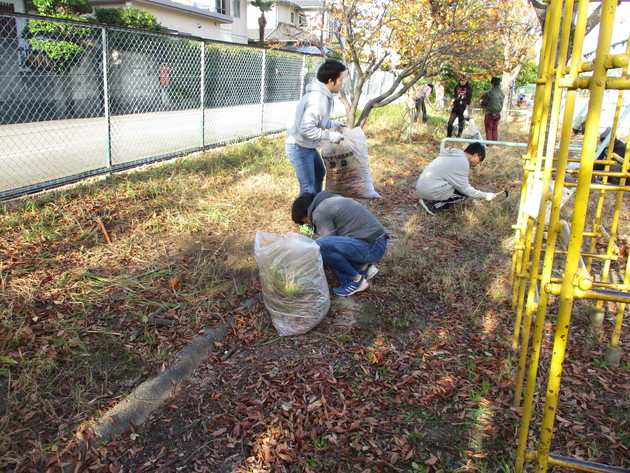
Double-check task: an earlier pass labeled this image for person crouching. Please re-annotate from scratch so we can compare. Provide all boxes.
[416,142,497,215]
[291,191,389,296]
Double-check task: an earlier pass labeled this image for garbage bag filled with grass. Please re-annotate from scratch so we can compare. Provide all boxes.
[254,231,331,336]
[321,126,381,199]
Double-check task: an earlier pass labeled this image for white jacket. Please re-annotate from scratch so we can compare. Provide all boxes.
[416,148,491,201]
[286,79,337,149]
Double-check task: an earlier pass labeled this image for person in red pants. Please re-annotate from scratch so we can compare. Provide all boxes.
[480,77,505,142]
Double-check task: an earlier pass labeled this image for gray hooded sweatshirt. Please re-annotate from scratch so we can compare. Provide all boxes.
[286,79,337,149]
[415,148,491,201]
[308,191,389,242]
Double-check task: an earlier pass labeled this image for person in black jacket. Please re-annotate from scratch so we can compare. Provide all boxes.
[595,128,626,169]
[447,75,473,138]
[594,128,627,184]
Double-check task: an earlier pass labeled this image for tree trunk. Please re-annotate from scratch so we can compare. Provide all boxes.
[258,15,266,46]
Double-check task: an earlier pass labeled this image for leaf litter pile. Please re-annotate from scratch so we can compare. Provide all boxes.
[1,118,629,472]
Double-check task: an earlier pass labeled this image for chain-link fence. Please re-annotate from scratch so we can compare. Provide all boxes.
[0,12,395,200]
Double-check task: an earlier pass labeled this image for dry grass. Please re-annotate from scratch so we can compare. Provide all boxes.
[1,105,628,472]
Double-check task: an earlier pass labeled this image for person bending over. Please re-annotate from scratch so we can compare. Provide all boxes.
[292,191,389,296]
[286,58,347,195]
[414,83,434,123]
[416,142,497,215]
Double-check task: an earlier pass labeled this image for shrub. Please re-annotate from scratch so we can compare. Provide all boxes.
[93,7,161,32]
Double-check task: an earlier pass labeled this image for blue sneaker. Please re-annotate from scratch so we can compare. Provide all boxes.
[333,276,368,296]
[359,264,379,281]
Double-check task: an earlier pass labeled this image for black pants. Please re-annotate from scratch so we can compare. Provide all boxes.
[447,108,466,137]
[433,190,469,212]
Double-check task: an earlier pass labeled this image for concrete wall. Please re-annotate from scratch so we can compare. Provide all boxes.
[130,0,249,44]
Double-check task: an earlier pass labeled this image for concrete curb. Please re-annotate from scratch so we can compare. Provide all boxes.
[94,321,231,441]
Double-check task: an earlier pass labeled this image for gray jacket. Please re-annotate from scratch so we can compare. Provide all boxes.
[416,148,491,201]
[308,191,389,242]
[286,79,337,149]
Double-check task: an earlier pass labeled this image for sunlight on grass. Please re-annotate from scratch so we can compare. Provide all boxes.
[3,102,627,473]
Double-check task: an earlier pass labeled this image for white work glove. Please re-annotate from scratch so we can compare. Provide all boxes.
[328,131,344,144]
[484,192,497,201]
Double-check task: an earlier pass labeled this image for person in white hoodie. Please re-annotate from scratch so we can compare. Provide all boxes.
[416,142,497,215]
[286,59,347,195]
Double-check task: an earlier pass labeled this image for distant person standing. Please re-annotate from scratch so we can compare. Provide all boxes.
[159,63,171,107]
[447,75,473,138]
[286,59,347,196]
[413,83,434,123]
[480,77,505,142]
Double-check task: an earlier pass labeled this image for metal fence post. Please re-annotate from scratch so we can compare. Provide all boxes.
[260,49,266,135]
[102,26,112,169]
[200,41,205,147]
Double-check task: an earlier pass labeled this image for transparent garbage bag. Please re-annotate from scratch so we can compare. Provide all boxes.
[462,119,484,142]
[321,126,382,199]
[254,231,330,336]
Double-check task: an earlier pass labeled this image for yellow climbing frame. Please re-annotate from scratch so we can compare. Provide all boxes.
[510,0,630,472]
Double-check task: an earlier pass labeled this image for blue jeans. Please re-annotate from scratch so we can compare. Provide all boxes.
[286,142,326,195]
[316,236,387,285]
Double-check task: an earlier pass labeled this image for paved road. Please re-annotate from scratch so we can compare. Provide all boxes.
[1,99,338,194]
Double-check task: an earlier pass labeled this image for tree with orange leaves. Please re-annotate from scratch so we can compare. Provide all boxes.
[318,0,539,127]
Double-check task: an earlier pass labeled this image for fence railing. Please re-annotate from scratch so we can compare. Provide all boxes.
[0,12,394,200]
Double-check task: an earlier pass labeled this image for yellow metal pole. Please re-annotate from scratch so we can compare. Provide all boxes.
[533,1,618,472]
[607,260,628,365]
[511,0,559,282]
[513,222,536,403]
[593,40,630,330]
[512,219,534,350]
[514,0,574,470]
[515,0,580,402]
[606,129,630,365]
[513,70,562,406]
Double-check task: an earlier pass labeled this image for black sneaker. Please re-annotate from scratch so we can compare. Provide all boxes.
[419,199,437,216]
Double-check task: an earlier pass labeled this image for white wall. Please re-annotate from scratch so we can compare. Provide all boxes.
[123,0,249,44]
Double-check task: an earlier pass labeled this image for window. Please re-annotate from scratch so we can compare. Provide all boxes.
[299,13,307,27]
[290,12,295,23]
[0,2,16,39]
[215,0,227,14]
[232,0,240,17]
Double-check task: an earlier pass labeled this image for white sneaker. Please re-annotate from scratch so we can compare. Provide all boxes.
[360,264,379,281]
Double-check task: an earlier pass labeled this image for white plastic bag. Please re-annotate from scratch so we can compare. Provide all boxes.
[321,127,382,199]
[254,231,331,336]
[462,119,484,142]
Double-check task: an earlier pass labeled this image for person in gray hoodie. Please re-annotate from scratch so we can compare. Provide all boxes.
[416,142,497,215]
[286,59,347,196]
[292,191,389,296]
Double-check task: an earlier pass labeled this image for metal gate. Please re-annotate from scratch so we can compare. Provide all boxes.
[510,0,629,471]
